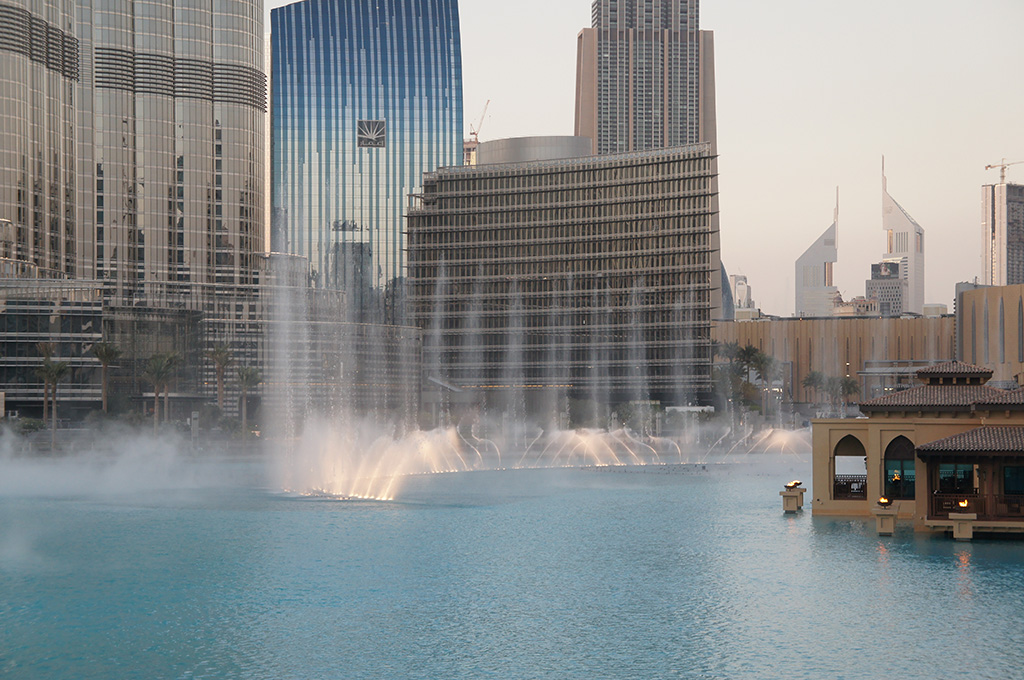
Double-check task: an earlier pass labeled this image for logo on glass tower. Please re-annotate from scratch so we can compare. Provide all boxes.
[357,120,387,148]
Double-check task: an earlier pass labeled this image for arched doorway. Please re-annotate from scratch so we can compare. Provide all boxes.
[833,434,867,500]
[884,436,915,499]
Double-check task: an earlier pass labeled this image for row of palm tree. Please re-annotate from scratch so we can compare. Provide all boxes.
[800,371,860,414]
[32,341,261,437]
[714,341,862,420]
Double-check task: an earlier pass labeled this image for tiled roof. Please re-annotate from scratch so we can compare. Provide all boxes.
[972,389,1024,407]
[916,361,993,378]
[859,384,1012,411]
[917,427,1024,456]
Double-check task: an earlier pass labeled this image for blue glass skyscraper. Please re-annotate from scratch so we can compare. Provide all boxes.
[271,0,463,323]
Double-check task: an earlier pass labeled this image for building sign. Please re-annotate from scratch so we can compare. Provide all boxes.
[357,120,386,148]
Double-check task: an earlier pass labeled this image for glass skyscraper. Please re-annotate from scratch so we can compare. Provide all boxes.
[0,0,80,277]
[77,0,266,299]
[271,0,463,323]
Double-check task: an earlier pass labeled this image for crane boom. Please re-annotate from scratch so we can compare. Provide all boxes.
[985,158,1024,184]
[470,99,490,142]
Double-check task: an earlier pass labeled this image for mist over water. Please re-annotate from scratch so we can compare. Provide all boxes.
[0,426,257,499]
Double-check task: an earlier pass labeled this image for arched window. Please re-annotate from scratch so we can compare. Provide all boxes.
[884,436,915,500]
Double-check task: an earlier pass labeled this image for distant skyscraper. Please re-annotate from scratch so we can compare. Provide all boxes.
[574,0,716,155]
[982,182,1024,286]
[865,259,905,317]
[881,161,924,314]
[77,0,266,296]
[795,193,839,317]
[271,0,463,323]
[0,0,80,276]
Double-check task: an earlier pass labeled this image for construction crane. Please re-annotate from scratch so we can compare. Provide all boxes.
[463,100,491,165]
[985,158,1024,184]
[469,99,490,144]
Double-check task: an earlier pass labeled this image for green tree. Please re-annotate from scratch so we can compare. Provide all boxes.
[236,366,262,435]
[736,345,760,384]
[39,360,69,450]
[840,376,860,409]
[35,342,56,424]
[90,342,121,414]
[801,370,825,405]
[142,353,175,434]
[205,344,233,410]
[161,352,181,424]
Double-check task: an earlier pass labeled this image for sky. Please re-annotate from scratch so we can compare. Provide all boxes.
[266,0,1024,316]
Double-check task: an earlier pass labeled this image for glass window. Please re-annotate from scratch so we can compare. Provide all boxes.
[884,436,916,499]
[1004,466,1024,496]
[938,463,974,494]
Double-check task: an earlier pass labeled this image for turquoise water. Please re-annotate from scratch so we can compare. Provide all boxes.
[2,455,1024,679]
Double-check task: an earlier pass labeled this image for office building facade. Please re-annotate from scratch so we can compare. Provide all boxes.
[865,259,906,316]
[271,0,463,323]
[407,142,721,408]
[982,183,1024,286]
[574,0,716,155]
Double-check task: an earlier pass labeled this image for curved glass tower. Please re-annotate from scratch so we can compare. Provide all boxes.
[0,0,80,277]
[77,0,266,299]
[271,0,463,323]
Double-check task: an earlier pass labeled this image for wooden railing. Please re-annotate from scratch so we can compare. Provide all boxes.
[833,474,867,500]
[931,493,984,518]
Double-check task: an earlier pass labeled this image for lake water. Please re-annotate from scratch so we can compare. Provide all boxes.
[2,448,1024,679]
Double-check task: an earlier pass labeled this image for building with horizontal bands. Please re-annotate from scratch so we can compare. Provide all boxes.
[407,141,721,412]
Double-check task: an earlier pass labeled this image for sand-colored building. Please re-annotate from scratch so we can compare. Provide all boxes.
[812,361,1024,537]
[713,315,955,404]
[957,283,1024,383]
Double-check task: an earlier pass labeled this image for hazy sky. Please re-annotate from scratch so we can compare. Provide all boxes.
[267,0,1024,316]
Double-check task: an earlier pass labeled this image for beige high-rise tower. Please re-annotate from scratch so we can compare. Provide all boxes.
[574,0,717,155]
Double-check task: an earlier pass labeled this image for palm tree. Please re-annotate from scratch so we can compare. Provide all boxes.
[161,352,181,424]
[801,370,825,406]
[754,353,778,417]
[142,353,174,434]
[715,341,739,365]
[205,344,233,410]
[35,342,56,423]
[736,345,760,384]
[39,360,70,450]
[90,342,121,413]
[236,366,261,435]
[840,376,861,411]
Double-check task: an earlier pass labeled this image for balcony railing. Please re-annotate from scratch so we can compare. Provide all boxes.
[931,493,984,518]
[833,474,867,500]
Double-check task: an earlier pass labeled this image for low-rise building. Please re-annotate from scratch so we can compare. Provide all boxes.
[812,361,1024,537]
